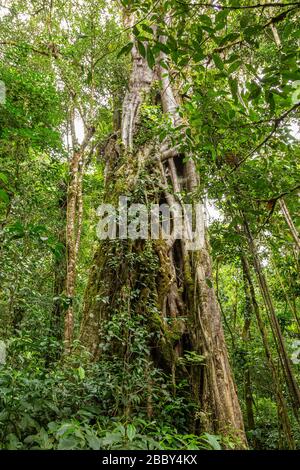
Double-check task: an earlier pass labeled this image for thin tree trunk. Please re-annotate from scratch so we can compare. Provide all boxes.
[241,265,255,435]
[242,216,300,417]
[279,198,300,251]
[64,113,93,353]
[269,23,300,251]
[271,254,300,331]
[241,254,295,449]
[51,180,67,342]
[65,148,81,351]
[215,258,236,350]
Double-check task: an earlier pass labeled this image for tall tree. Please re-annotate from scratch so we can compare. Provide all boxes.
[79,8,246,445]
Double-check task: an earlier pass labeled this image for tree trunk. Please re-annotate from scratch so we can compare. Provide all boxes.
[215,258,236,350]
[271,254,300,331]
[279,198,300,251]
[51,180,67,342]
[65,147,81,351]
[242,215,300,417]
[64,113,93,352]
[241,265,255,435]
[241,254,295,449]
[79,27,246,445]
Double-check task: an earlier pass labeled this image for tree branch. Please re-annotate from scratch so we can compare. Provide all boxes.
[232,102,300,171]
[176,1,300,10]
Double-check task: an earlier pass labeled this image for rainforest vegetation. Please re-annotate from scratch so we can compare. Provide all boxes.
[0,0,299,451]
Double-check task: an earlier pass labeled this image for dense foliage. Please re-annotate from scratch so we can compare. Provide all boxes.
[0,0,299,450]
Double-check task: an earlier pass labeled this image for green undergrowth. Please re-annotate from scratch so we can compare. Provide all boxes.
[0,335,226,450]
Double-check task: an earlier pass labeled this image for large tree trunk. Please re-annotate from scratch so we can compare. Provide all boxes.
[79,25,246,446]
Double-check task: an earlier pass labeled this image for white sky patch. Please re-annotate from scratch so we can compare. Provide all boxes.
[0,6,8,18]
[290,120,300,140]
[60,18,69,31]
[75,114,85,144]
[63,111,85,149]
[205,200,222,226]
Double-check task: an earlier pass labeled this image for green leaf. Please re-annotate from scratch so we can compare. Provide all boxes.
[86,434,101,450]
[0,189,9,204]
[166,35,177,51]
[228,60,242,74]
[7,221,25,238]
[126,424,136,442]
[159,59,168,70]
[248,82,262,101]
[215,10,229,29]
[212,53,224,71]
[194,49,205,61]
[77,366,85,380]
[137,41,146,58]
[57,436,79,450]
[218,32,240,47]
[199,15,212,27]
[265,90,276,113]
[203,433,222,450]
[228,77,238,102]
[146,46,155,69]
[0,172,8,184]
[132,25,140,37]
[117,42,133,58]
[86,71,92,84]
[140,24,153,35]
[240,15,250,29]
[282,70,300,81]
[102,431,123,447]
[155,41,170,55]
[56,423,75,437]
[245,63,257,74]
[244,26,261,39]
[6,433,22,450]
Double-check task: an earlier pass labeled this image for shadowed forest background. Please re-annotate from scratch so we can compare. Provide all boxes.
[0,0,300,450]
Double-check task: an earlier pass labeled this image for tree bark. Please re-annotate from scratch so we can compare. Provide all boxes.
[241,265,255,435]
[279,198,300,251]
[241,254,295,449]
[79,20,246,446]
[242,215,300,417]
[64,112,93,353]
[51,179,67,342]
